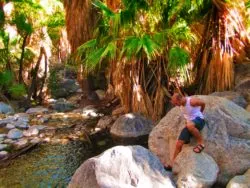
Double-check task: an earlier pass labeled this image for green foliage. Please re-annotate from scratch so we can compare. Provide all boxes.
[168,46,189,72]
[0,71,26,98]
[12,13,33,36]
[247,1,250,8]
[48,66,60,97]
[0,71,13,87]
[9,84,26,98]
[168,46,190,81]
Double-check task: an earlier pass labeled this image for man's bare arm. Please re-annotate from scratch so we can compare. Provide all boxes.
[190,98,205,112]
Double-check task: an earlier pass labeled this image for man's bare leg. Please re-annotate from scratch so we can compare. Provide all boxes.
[170,140,185,166]
[186,121,204,145]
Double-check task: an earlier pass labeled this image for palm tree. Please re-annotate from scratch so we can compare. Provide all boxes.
[194,0,250,93]
[78,0,197,120]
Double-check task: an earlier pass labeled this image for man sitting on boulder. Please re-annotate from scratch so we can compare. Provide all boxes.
[166,93,206,170]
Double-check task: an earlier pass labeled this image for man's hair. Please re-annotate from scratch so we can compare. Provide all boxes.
[172,92,183,101]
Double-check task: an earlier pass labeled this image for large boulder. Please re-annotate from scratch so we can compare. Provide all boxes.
[0,102,14,114]
[210,91,247,108]
[110,113,153,144]
[173,147,219,188]
[52,98,75,112]
[53,79,80,99]
[149,96,250,185]
[69,145,175,188]
[226,169,250,188]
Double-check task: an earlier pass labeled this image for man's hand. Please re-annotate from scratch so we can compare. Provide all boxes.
[190,97,205,113]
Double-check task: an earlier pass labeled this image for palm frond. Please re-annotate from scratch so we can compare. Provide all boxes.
[84,47,106,71]
[121,36,142,59]
[92,0,115,18]
[168,46,190,77]
[142,34,161,60]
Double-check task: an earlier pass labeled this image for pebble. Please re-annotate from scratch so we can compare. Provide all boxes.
[0,144,8,151]
[6,123,15,129]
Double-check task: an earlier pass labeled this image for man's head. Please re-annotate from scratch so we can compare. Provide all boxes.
[171,93,184,106]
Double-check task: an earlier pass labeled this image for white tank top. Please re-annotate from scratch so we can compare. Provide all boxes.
[182,97,204,121]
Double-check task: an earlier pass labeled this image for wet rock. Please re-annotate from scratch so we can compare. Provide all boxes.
[149,96,250,185]
[0,102,14,114]
[6,123,15,129]
[0,144,8,151]
[110,113,153,142]
[173,147,219,188]
[227,169,250,188]
[26,107,49,114]
[7,129,23,139]
[69,145,175,188]
[210,91,247,108]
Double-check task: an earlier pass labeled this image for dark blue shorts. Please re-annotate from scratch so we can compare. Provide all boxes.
[178,117,205,143]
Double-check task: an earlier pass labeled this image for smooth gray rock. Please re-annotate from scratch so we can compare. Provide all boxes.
[0,144,8,151]
[149,96,250,185]
[227,169,250,188]
[26,107,49,114]
[210,91,247,108]
[6,123,15,129]
[173,147,219,188]
[110,113,153,138]
[69,145,176,188]
[0,102,14,114]
[52,99,75,112]
[53,79,80,99]
[0,117,15,127]
[7,129,23,139]
[14,121,29,129]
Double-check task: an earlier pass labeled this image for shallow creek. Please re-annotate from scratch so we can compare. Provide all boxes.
[0,126,114,187]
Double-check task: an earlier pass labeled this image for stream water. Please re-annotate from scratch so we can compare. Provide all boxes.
[0,137,114,187]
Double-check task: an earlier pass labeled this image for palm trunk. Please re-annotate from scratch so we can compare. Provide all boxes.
[0,1,4,27]
[19,34,28,84]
